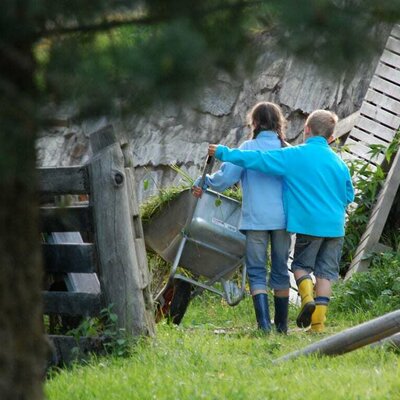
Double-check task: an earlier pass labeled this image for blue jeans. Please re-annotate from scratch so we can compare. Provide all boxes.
[291,234,344,281]
[245,230,291,292]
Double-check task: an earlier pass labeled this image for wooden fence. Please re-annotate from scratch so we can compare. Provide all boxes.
[39,125,154,364]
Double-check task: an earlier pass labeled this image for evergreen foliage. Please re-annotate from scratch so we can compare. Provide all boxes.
[1,2,400,397]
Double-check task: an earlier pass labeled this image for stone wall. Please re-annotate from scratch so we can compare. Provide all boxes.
[36,30,390,204]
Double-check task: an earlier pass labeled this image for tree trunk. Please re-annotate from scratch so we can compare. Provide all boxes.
[0,28,46,399]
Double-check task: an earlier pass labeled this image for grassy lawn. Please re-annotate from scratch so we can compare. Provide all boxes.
[45,290,400,400]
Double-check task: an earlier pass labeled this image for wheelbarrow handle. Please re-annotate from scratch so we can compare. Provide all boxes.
[198,155,215,190]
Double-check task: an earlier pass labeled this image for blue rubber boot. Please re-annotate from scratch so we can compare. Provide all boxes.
[274,296,289,334]
[252,293,272,332]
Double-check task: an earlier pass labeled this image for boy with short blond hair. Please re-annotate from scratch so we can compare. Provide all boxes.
[209,109,354,333]
[306,110,338,137]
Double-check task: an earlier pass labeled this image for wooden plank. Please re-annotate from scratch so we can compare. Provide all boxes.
[386,36,400,55]
[89,127,155,336]
[359,189,390,236]
[363,154,400,246]
[349,251,365,271]
[360,102,400,131]
[368,194,386,222]
[376,63,400,87]
[370,76,400,100]
[134,238,151,289]
[392,24,400,40]
[333,111,360,140]
[365,89,400,115]
[354,229,371,254]
[125,167,140,217]
[346,138,385,164]
[346,150,400,278]
[356,117,396,142]
[350,127,390,148]
[38,166,90,195]
[42,243,96,273]
[352,227,387,258]
[43,292,101,316]
[40,205,92,232]
[381,49,400,69]
[340,150,361,164]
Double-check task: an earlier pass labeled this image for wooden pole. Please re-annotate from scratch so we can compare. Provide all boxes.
[274,309,400,363]
[371,332,400,350]
[122,140,155,335]
[89,125,154,336]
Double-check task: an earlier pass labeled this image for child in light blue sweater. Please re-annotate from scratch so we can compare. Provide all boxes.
[209,110,354,333]
[193,102,291,333]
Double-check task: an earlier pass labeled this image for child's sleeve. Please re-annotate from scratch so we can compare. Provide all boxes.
[209,162,243,191]
[215,145,286,176]
[193,161,243,192]
[345,168,355,205]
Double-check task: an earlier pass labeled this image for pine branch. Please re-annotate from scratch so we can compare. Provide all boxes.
[38,0,262,39]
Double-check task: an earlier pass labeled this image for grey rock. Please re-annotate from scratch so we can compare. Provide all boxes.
[36,30,390,204]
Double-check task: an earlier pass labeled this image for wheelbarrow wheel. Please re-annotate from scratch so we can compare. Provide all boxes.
[168,279,192,325]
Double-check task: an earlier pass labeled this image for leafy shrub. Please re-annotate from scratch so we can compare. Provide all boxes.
[68,304,133,358]
[331,251,400,317]
[340,132,400,273]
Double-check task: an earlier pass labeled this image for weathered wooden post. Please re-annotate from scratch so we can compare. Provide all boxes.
[122,140,155,333]
[274,309,400,363]
[89,125,155,336]
[371,332,400,350]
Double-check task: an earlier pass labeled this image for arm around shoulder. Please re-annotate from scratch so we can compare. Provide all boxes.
[215,145,287,176]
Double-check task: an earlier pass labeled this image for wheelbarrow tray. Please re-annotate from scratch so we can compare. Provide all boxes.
[143,188,245,279]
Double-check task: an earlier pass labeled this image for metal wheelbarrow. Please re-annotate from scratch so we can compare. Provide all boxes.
[143,156,247,324]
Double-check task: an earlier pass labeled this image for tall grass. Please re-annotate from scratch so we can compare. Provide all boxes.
[46,257,400,400]
[45,161,400,400]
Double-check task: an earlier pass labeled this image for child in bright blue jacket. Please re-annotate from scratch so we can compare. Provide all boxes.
[193,102,292,333]
[209,110,355,333]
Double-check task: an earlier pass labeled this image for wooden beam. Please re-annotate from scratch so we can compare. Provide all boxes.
[89,126,155,336]
[351,127,390,147]
[381,49,400,69]
[376,63,400,87]
[40,205,92,232]
[38,166,89,195]
[89,125,117,154]
[370,75,400,100]
[346,149,400,278]
[274,309,400,363]
[360,102,400,131]
[356,117,396,143]
[391,24,400,40]
[371,332,400,350]
[386,36,400,54]
[43,292,102,316]
[42,243,96,273]
[365,89,400,115]
[333,111,360,140]
[345,138,385,164]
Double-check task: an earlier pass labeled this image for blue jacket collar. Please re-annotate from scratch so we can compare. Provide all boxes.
[256,130,278,139]
[305,136,328,145]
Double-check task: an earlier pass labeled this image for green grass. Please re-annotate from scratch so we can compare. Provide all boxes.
[45,289,400,400]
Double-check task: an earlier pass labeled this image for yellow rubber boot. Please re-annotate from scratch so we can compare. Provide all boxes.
[310,304,328,333]
[296,275,315,328]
